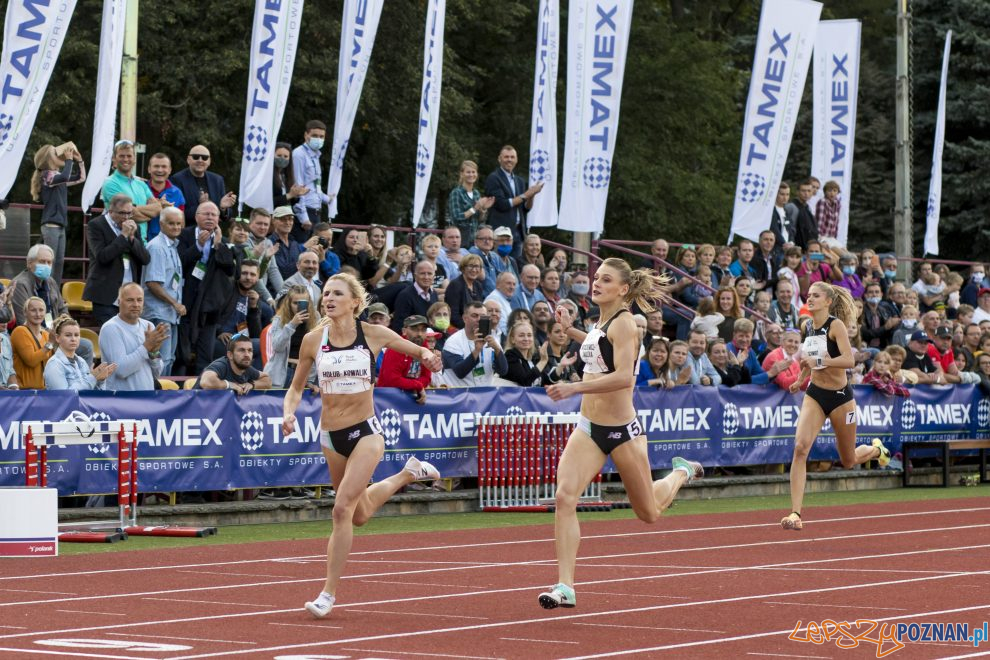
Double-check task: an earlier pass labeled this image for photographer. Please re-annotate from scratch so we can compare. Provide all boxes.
[440,301,508,387]
[311,222,340,280]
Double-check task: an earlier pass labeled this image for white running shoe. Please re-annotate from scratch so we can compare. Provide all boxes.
[304,592,335,618]
[538,583,576,609]
[404,456,440,481]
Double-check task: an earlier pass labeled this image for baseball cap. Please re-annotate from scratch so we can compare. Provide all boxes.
[403,314,429,328]
[979,287,990,297]
[273,206,294,218]
[934,326,952,338]
[367,303,389,318]
[909,330,931,343]
[425,329,442,338]
[493,226,513,239]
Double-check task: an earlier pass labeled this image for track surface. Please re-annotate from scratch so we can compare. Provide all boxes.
[1,498,989,659]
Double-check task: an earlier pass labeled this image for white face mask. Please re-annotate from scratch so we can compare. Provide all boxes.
[902,319,917,329]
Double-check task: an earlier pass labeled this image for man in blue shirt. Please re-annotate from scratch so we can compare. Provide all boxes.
[100,141,161,242]
[141,207,186,375]
[291,120,332,241]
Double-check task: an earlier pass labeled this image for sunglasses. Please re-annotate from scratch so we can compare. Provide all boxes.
[230,331,249,342]
[189,153,210,161]
[232,217,250,225]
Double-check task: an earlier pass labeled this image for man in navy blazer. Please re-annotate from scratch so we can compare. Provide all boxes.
[169,145,237,224]
[83,194,152,324]
[483,145,544,258]
[390,261,438,332]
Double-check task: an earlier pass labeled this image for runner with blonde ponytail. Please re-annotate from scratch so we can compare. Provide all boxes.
[781,281,890,531]
[538,258,703,610]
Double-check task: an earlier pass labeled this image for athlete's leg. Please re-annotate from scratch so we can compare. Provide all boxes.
[611,437,690,523]
[830,401,881,469]
[788,395,827,518]
[552,430,607,589]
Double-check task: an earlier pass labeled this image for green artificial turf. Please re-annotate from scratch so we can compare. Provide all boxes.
[55,485,989,555]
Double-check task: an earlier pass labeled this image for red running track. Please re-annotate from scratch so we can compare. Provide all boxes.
[0,498,989,659]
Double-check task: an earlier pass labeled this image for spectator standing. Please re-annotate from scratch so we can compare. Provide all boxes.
[194,333,272,392]
[752,230,780,292]
[99,141,160,241]
[378,315,435,403]
[792,179,818,249]
[145,153,186,241]
[264,285,316,388]
[770,181,798,247]
[333,227,379,284]
[762,328,806,391]
[815,180,842,239]
[100,283,168,391]
[217,260,266,364]
[441,301,508,387]
[272,141,308,210]
[447,159,493,245]
[11,297,54,389]
[271,206,305,281]
[83,195,152,325]
[503,321,549,386]
[391,261,439,332]
[686,329,720,385]
[291,120,332,238]
[141,206,186,375]
[170,145,236,224]
[484,145,543,258]
[44,315,115,390]
[32,143,85,282]
[444,254,485,329]
[177,202,235,374]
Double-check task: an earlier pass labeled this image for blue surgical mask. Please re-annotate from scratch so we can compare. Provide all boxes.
[307,137,324,151]
[273,157,290,169]
[884,269,898,279]
[902,319,917,329]
[33,264,52,280]
[865,296,882,305]
[571,283,590,296]
[496,244,513,257]
[842,266,855,276]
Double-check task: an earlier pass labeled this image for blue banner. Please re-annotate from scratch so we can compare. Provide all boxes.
[1,385,987,494]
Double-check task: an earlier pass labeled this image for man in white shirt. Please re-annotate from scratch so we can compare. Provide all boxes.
[686,329,721,386]
[484,272,516,336]
[440,302,508,387]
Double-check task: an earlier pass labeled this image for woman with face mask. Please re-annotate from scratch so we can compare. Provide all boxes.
[272,141,309,211]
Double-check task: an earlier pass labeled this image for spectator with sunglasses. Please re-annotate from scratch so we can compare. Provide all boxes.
[170,145,237,224]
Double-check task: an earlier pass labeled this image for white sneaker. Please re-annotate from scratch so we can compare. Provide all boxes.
[404,456,440,481]
[304,592,335,618]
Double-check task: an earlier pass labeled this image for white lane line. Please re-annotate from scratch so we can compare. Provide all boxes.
[0,626,26,629]
[938,651,990,659]
[56,609,128,617]
[0,588,77,595]
[342,648,501,660]
[763,601,908,611]
[105,632,256,645]
[0,648,145,660]
[575,622,726,633]
[579,591,690,600]
[175,570,298,579]
[746,654,830,659]
[347,609,488,620]
[138,575,990,659]
[4,525,987,610]
[268,622,343,629]
[4,504,987,582]
[499,637,580,644]
[141,597,273,608]
[1,543,987,643]
[359,579,482,588]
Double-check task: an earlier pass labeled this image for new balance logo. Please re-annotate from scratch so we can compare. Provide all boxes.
[348,430,361,440]
[607,432,622,439]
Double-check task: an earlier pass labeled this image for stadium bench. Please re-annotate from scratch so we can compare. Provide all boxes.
[902,438,990,488]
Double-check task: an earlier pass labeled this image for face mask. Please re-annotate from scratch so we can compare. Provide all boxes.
[842,266,855,276]
[307,137,324,151]
[496,244,513,257]
[973,273,985,283]
[273,157,290,169]
[572,283,590,296]
[865,296,882,305]
[884,269,898,279]
[433,317,450,331]
[33,264,52,280]
[902,319,917,329]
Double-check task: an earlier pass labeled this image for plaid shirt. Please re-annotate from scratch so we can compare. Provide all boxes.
[816,197,841,239]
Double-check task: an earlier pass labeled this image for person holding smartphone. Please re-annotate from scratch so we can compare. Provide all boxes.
[796,239,833,300]
[440,301,508,387]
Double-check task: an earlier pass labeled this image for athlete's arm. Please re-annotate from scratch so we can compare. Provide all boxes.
[365,323,441,372]
[282,330,320,435]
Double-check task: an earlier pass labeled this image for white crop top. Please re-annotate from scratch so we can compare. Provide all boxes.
[316,323,376,395]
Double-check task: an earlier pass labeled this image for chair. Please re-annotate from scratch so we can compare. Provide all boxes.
[0,278,9,289]
[158,378,179,390]
[62,281,92,313]
[259,324,272,367]
[79,327,100,361]
[183,378,197,390]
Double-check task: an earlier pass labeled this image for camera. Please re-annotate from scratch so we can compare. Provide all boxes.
[317,237,330,248]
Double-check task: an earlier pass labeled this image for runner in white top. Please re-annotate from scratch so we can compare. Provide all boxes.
[282,272,443,619]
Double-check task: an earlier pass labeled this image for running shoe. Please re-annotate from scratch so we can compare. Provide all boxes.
[404,456,440,481]
[671,456,704,483]
[304,592,335,619]
[872,437,891,468]
[538,583,576,609]
[780,512,803,531]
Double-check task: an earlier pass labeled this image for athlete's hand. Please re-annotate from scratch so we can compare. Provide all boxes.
[281,413,296,436]
[789,381,801,394]
[546,382,576,401]
[421,348,442,372]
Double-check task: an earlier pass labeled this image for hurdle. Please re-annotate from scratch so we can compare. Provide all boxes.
[477,413,616,512]
[22,419,217,541]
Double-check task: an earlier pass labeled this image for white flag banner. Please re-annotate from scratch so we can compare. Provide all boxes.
[411,0,445,227]
[925,31,952,256]
[526,0,560,228]
[810,19,860,247]
[728,0,822,243]
[327,0,384,219]
[80,0,127,212]
[558,0,633,233]
[0,0,77,197]
[238,0,304,211]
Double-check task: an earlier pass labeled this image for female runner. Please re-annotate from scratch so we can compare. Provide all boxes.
[781,281,889,530]
[282,273,443,617]
[540,257,703,609]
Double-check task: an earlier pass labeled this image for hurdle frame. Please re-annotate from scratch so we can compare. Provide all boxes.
[476,413,608,512]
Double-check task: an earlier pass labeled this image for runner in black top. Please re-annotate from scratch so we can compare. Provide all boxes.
[781,281,890,531]
[537,258,704,610]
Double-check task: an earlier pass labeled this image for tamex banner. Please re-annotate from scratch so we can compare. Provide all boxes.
[729,0,822,243]
[411,0,445,227]
[526,0,560,228]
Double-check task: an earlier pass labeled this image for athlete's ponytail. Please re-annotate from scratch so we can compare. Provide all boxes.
[600,257,670,313]
[808,281,856,327]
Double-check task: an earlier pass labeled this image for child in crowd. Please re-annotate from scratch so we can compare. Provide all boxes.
[891,304,920,347]
[863,351,911,397]
[884,344,918,385]
[690,297,724,340]
[693,264,715,302]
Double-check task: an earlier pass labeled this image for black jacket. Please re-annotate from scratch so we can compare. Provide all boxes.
[390,284,439,332]
[178,226,235,317]
[861,300,899,349]
[83,214,151,306]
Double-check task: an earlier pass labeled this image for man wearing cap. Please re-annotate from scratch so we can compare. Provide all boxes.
[378,315,434,403]
[366,303,391,327]
[391,261,438,333]
[903,330,944,385]
[170,145,237,224]
[927,325,971,384]
[491,225,520,280]
[973,287,990,325]
[271,206,305,280]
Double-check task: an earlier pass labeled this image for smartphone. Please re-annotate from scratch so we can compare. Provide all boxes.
[478,318,491,337]
[298,300,309,312]
[810,253,826,262]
